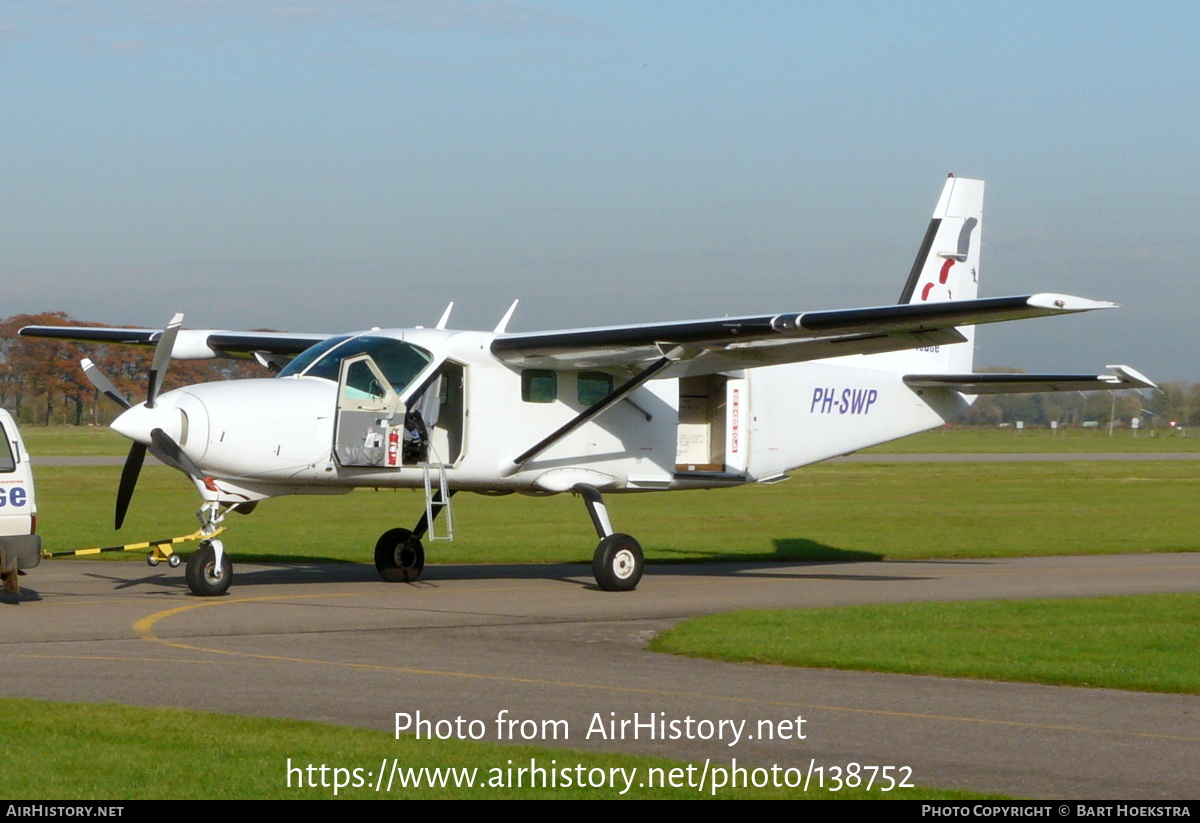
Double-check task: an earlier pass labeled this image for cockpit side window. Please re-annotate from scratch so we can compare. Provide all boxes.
[277,335,353,379]
[281,335,433,396]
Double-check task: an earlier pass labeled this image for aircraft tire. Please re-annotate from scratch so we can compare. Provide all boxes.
[185,541,232,597]
[375,528,425,583]
[592,533,643,592]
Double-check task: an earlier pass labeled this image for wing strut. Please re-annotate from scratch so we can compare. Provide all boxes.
[505,348,682,475]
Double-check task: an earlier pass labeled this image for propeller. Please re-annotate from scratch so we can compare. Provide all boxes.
[80,314,197,529]
[146,313,182,409]
[149,427,216,491]
[81,359,131,410]
[115,442,147,530]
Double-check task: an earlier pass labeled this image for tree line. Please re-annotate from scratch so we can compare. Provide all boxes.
[0,312,1192,429]
[954,369,1195,430]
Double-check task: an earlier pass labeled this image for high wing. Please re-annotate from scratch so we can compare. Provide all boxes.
[904,365,1156,394]
[17,325,329,360]
[491,293,1116,377]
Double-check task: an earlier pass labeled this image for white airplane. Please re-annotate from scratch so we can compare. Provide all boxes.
[22,176,1153,597]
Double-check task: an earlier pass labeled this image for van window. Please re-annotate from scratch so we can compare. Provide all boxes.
[0,424,15,473]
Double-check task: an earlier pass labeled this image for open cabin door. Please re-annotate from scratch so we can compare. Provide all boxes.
[426,361,465,466]
[334,355,404,467]
[335,356,466,470]
[675,374,747,476]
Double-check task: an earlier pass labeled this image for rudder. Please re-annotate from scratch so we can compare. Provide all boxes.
[894,174,984,373]
[898,174,984,306]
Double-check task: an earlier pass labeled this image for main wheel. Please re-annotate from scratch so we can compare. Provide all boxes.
[185,540,232,597]
[375,528,425,583]
[592,533,644,592]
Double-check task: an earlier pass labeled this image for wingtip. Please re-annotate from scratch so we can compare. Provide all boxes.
[1104,364,1156,390]
[1027,293,1119,312]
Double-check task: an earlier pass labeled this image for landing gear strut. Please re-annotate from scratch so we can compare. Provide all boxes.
[375,489,455,583]
[184,500,235,597]
[576,484,644,592]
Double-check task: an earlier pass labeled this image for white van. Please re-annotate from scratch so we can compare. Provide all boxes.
[0,409,40,594]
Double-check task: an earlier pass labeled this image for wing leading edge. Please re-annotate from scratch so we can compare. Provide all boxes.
[19,293,1126,380]
[17,326,329,360]
[490,293,1116,375]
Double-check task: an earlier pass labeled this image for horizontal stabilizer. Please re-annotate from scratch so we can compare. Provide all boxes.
[904,365,1155,395]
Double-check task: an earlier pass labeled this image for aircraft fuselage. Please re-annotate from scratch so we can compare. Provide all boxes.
[112,327,964,505]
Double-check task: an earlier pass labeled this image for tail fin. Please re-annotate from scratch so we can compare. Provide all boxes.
[894,174,984,373]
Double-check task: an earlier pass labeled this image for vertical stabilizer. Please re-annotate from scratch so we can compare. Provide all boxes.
[893,174,984,373]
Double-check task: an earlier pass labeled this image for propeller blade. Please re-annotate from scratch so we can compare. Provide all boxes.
[81,358,132,411]
[146,312,183,409]
[115,442,147,530]
[149,428,205,479]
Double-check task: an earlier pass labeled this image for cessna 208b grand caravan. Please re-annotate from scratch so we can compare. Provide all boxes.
[22,176,1152,597]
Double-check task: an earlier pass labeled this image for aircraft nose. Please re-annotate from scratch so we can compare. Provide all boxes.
[112,400,186,446]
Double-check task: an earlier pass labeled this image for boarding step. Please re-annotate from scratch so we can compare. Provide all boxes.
[422,463,454,541]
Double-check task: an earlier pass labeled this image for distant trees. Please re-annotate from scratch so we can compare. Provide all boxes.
[0,312,266,425]
[1144,381,1200,430]
[949,363,1200,430]
[960,382,1151,429]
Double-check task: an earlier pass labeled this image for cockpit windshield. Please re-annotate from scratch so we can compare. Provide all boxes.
[278,335,433,395]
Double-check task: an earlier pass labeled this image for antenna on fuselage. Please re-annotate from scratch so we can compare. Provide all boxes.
[435,302,454,330]
[494,299,519,334]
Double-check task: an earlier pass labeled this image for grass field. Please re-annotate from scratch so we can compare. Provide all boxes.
[649,594,1200,694]
[21,425,129,456]
[32,459,1200,565]
[0,698,987,800]
[862,426,1198,453]
[18,423,1200,457]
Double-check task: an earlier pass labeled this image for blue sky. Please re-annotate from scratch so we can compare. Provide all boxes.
[3,1,1197,379]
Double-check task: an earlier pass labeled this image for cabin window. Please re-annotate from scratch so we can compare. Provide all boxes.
[577,372,613,406]
[521,370,557,403]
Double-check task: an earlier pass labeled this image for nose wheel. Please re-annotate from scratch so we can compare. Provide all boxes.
[185,539,232,596]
